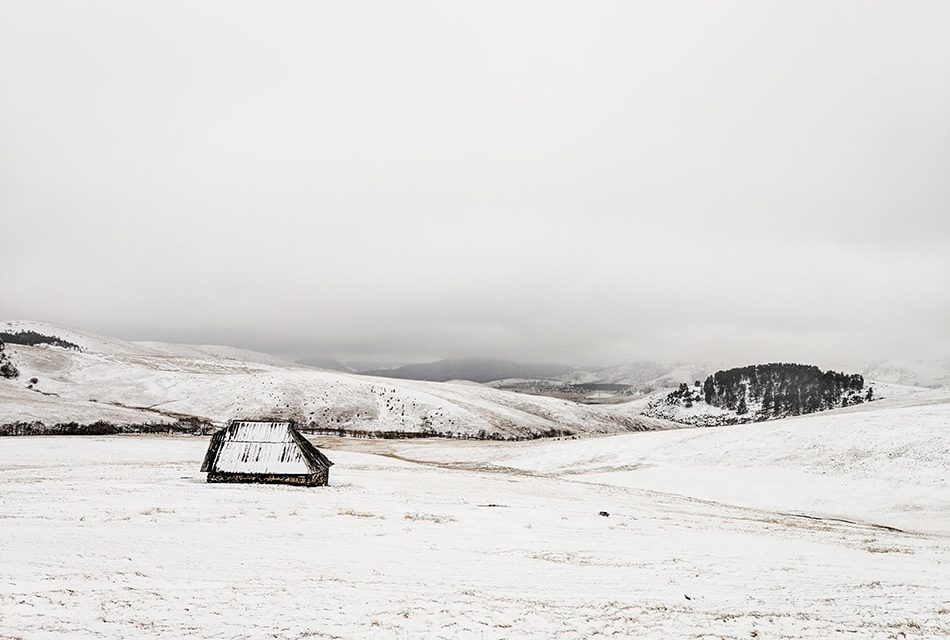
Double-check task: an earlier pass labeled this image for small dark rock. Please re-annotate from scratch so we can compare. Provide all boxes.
[598,511,610,517]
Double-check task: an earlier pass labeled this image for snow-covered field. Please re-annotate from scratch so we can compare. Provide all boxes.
[1,391,948,639]
[381,389,950,535]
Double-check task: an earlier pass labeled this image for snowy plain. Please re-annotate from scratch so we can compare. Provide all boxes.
[1,394,948,639]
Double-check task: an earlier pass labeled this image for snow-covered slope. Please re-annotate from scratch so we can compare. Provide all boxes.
[1,320,155,355]
[133,341,304,368]
[0,384,176,426]
[1,320,307,368]
[366,387,950,534]
[0,321,668,438]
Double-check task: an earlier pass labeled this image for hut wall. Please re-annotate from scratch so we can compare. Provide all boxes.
[207,469,328,487]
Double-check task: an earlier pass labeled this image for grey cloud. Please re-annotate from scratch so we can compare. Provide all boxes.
[1,1,948,367]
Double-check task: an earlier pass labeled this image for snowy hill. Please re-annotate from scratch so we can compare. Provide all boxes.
[133,341,304,369]
[636,363,930,426]
[0,320,304,367]
[638,379,930,426]
[0,321,667,438]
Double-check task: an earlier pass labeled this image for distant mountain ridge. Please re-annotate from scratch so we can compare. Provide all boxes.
[857,360,950,389]
[360,358,722,391]
[296,357,355,372]
[362,358,573,383]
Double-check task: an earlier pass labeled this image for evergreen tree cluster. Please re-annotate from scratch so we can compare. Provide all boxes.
[665,382,702,408]
[0,339,20,379]
[702,363,866,417]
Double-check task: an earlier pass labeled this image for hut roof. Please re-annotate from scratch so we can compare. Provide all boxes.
[201,420,333,475]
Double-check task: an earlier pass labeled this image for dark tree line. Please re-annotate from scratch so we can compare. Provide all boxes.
[302,425,575,441]
[0,418,215,436]
[702,363,866,417]
[0,330,81,351]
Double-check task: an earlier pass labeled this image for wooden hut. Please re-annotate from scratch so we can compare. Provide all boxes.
[201,420,333,486]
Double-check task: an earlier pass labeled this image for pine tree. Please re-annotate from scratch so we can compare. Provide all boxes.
[736,395,748,415]
[762,385,774,415]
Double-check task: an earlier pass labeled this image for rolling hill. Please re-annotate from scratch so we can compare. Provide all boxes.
[0,321,668,439]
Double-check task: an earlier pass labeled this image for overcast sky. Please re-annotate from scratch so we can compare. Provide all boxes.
[1,1,948,366]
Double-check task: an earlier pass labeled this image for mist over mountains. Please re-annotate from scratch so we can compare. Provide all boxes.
[304,355,950,393]
[360,358,573,383]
